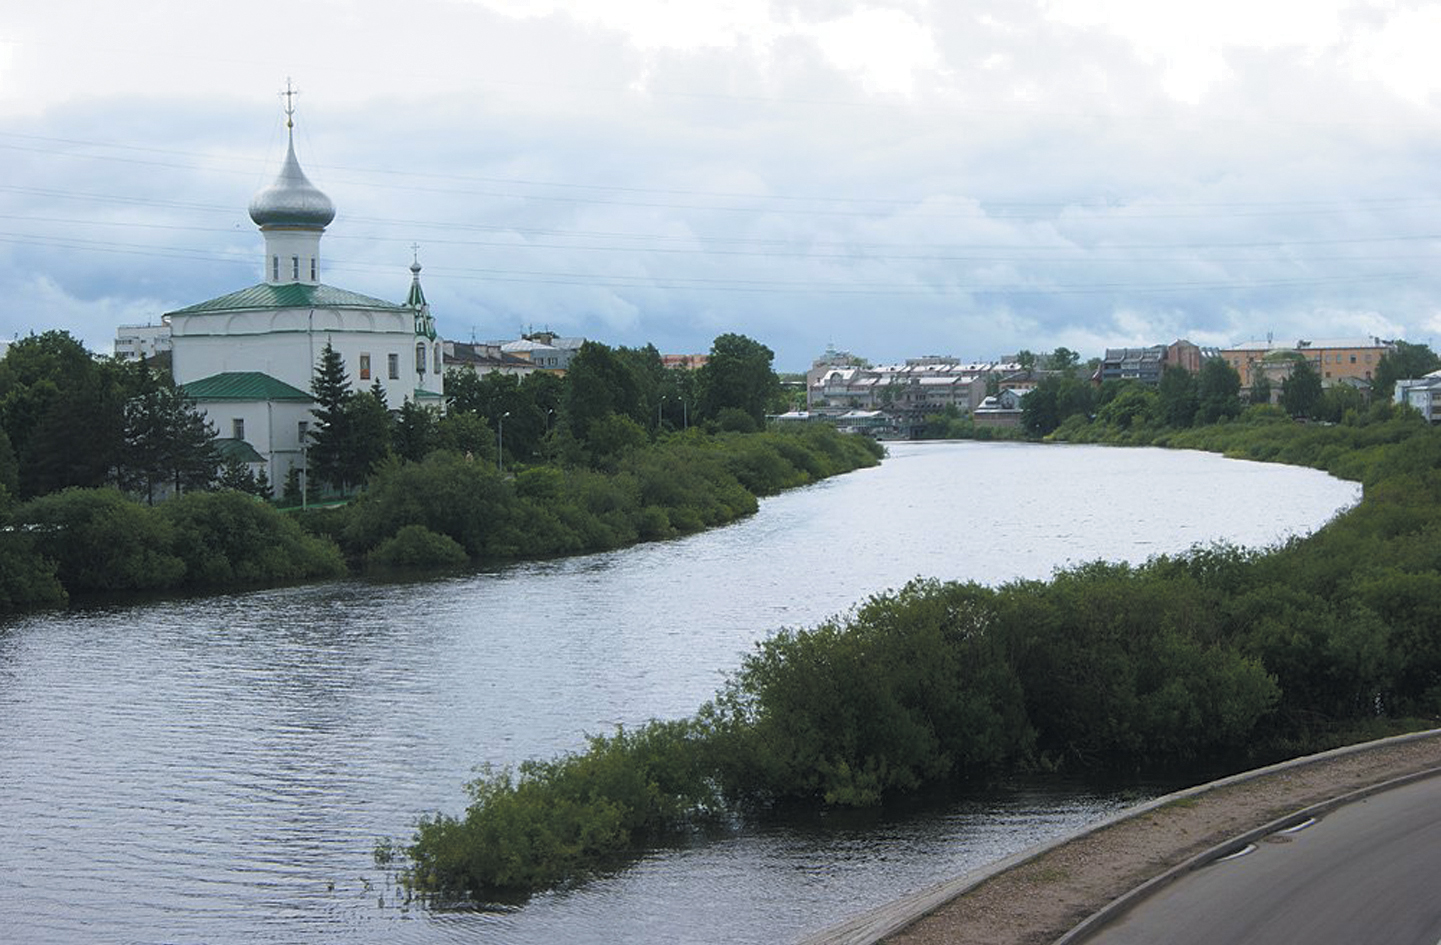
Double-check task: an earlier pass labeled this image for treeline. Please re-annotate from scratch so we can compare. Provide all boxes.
[0,327,880,609]
[0,423,880,610]
[398,406,1441,901]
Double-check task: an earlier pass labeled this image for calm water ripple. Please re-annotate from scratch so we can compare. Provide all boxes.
[0,443,1360,944]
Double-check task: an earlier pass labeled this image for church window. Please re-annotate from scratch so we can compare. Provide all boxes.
[232,418,245,441]
[416,342,427,374]
[359,353,371,380]
[298,420,309,443]
[434,344,442,374]
[388,353,399,379]
[310,258,317,281]
[271,256,279,281]
[292,256,300,280]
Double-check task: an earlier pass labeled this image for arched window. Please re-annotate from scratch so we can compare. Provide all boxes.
[416,342,427,374]
[434,344,442,375]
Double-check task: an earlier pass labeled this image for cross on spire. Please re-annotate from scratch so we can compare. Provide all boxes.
[282,78,299,130]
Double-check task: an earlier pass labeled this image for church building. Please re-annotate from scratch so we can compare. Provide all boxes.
[168,96,443,491]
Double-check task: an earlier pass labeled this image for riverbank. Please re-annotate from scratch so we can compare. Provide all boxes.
[801,728,1441,945]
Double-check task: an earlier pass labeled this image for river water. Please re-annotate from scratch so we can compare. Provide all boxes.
[0,443,1360,944]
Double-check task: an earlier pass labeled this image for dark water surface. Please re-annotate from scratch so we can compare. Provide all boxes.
[0,443,1360,944]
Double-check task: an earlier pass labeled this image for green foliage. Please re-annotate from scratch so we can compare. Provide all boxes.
[1280,359,1323,418]
[1196,358,1243,424]
[13,488,185,592]
[368,524,469,569]
[406,720,719,896]
[696,333,781,428]
[0,529,66,611]
[307,343,355,491]
[120,363,220,502]
[706,580,1034,806]
[1372,340,1440,401]
[1022,374,1094,436]
[159,490,345,586]
[405,408,1441,902]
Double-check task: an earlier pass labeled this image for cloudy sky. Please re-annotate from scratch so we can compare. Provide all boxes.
[3,0,1440,370]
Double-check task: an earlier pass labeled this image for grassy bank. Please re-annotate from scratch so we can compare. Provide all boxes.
[397,407,1441,901]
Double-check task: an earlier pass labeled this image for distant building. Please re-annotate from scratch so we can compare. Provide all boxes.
[662,353,708,370]
[495,330,584,371]
[804,349,999,438]
[973,387,1030,428]
[114,322,172,362]
[1395,370,1441,422]
[1098,340,1217,385]
[1220,337,1393,389]
[444,341,538,377]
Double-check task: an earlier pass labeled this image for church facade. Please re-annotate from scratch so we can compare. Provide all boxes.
[168,102,443,492]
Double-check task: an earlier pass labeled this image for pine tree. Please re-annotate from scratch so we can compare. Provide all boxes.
[308,343,353,492]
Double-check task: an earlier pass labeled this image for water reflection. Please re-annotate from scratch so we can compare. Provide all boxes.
[0,443,1360,944]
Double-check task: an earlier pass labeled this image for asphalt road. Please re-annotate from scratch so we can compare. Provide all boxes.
[1084,774,1441,945]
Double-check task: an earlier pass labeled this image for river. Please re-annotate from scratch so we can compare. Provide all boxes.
[0,442,1360,944]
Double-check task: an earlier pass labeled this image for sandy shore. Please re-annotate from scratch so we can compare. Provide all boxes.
[799,728,1441,945]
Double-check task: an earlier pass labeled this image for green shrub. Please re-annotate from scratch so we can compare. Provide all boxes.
[13,487,184,592]
[368,524,469,568]
[162,490,346,586]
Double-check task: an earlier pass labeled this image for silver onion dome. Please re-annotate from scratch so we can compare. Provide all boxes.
[248,134,335,229]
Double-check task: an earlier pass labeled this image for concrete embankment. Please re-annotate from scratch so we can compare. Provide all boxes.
[799,728,1441,945]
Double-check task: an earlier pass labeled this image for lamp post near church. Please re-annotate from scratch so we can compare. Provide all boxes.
[498,411,510,473]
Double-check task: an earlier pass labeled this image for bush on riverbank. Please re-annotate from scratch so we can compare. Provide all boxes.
[336,425,881,563]
[0,425,881,610]
[5,486,346,598]
[400,409,1441,900]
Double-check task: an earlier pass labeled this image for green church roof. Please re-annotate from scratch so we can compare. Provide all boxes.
[167,282,410,317]
[215,437,266,463]
[182,372,313,403]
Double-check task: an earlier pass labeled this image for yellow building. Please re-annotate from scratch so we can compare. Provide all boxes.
[1220,338,1393,389]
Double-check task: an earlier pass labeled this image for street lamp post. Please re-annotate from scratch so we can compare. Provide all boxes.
[498,411,510,473]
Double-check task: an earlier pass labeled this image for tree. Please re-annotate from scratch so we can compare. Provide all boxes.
[394,400,440,462]
[696,333,780,428]
[120,363,219,503]
[1280,359,1323,418]
[1157,365,1199,428]
[1373,341,1440,400]
[564,342,650,445]
[343,386,393,486]
[1021,374,1094,436]
[1249,372,1273,406]
[1049,347,1080,374]
[307,343,354,492]
[1195,358,1243,425]
[0,331,128,497]
[1015,350,1038,372]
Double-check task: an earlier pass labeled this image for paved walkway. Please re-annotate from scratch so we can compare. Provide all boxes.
[798,729,1441,945]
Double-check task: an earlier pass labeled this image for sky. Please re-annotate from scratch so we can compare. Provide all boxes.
[3,0,1441,371]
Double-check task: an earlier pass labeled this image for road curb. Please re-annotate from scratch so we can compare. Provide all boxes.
[1052,761,1441,944]
[796,727,1441,945]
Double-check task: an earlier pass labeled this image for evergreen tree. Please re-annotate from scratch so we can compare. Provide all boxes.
[344,386,393,486]
[394,399,440,462]
[120,364,219,503]
[308,343,354,492]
